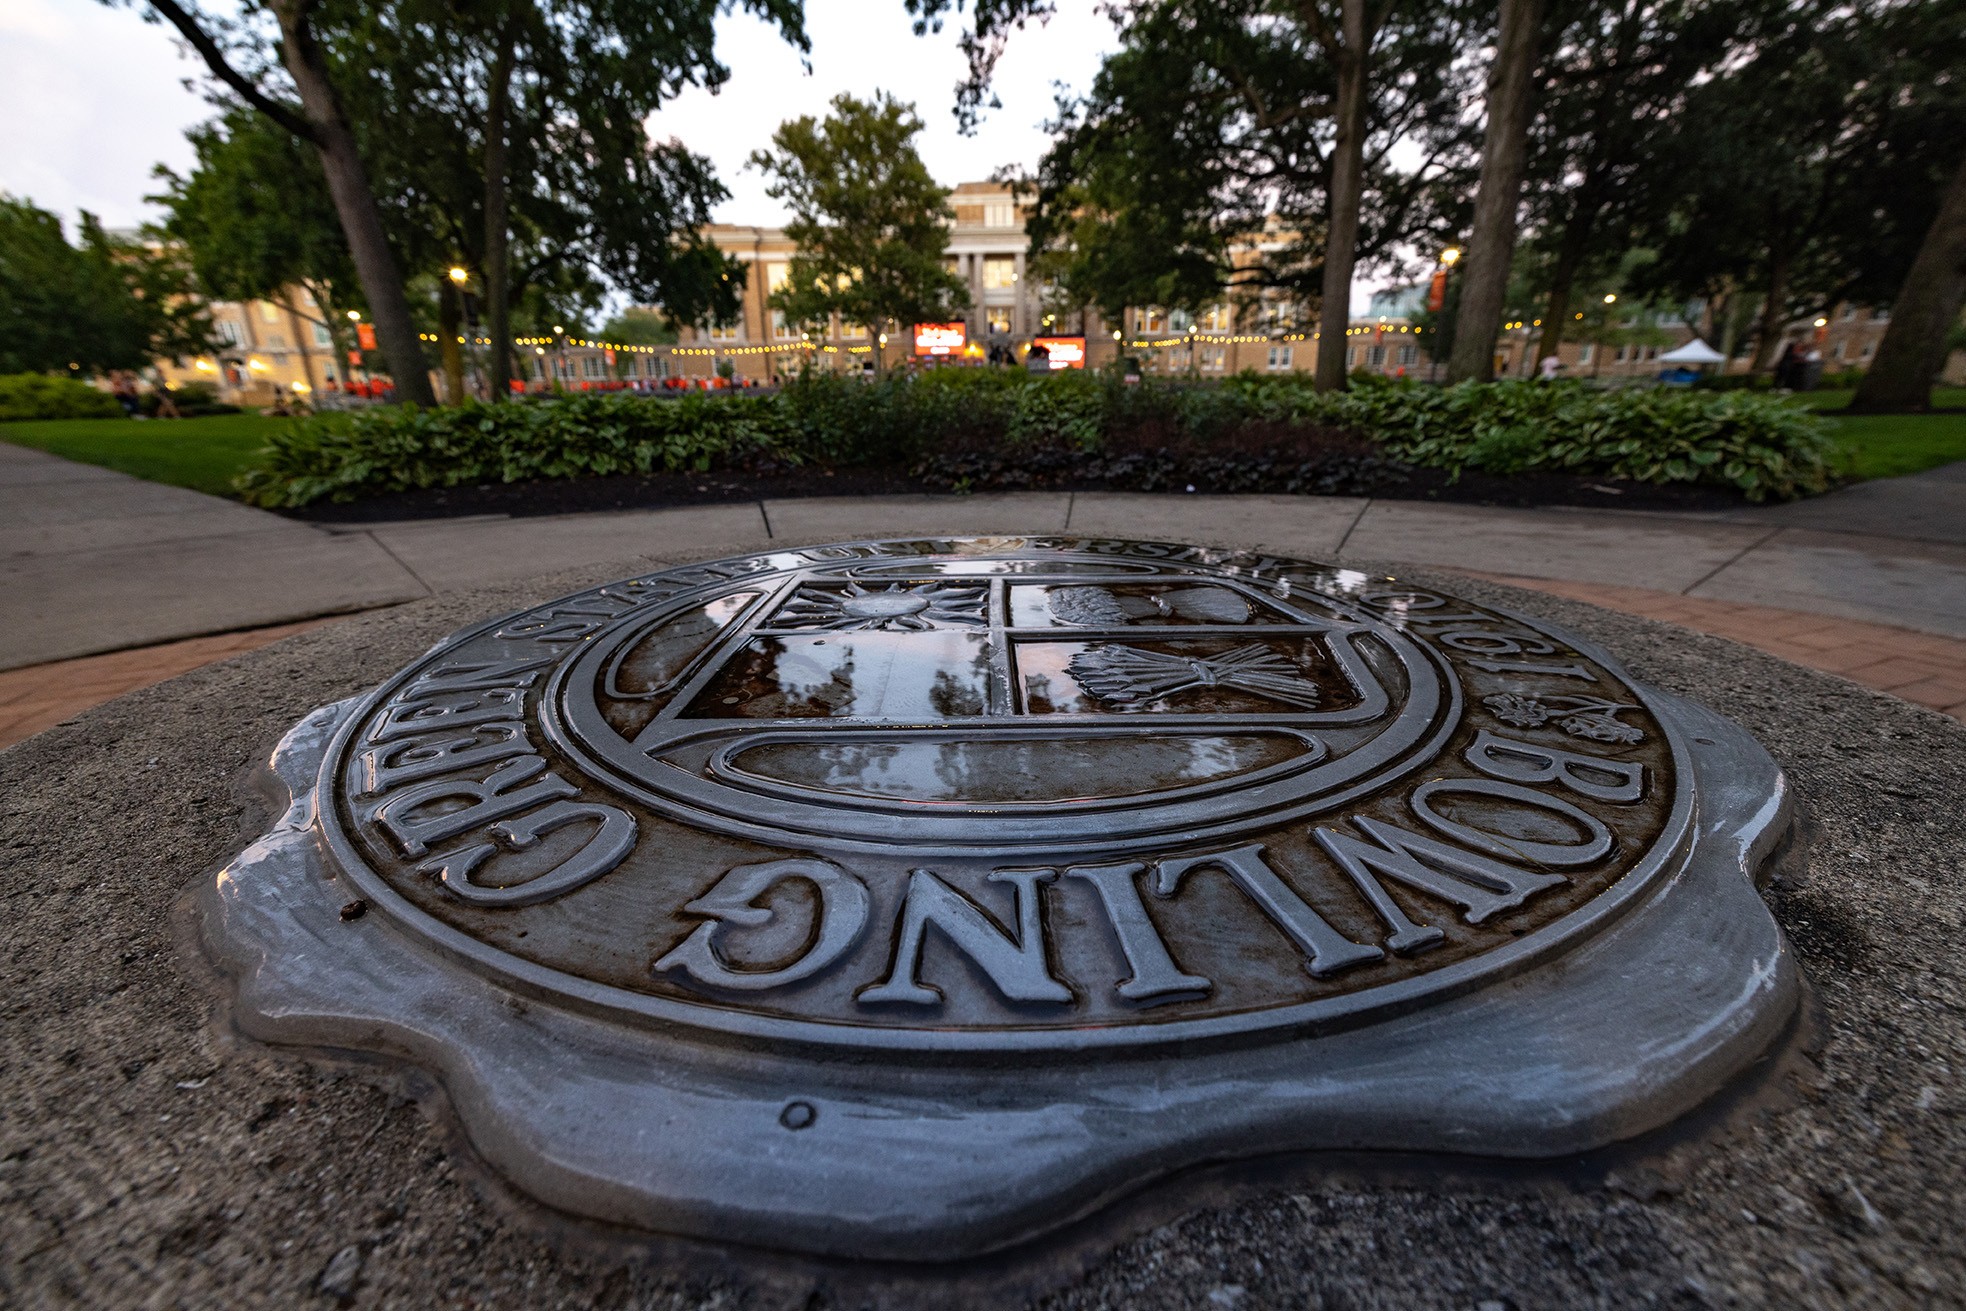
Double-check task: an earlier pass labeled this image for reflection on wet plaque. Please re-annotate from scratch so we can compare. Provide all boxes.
[206,538,1801,1260]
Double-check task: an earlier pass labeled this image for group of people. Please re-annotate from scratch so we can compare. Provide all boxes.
[1773,340,1824,391]
[108,371,180,418]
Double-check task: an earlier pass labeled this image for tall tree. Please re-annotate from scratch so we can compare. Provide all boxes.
[751,93,970,376]
[1515,0,1752,366]
[1026,0,1476,370]
[127,0,439,404]
[1851,158,1966,412]
[335,0,800,400]
[0,196,212,376]
[1838,0,1966,411]
[151,107,359,368]
[1446,0,1545,383]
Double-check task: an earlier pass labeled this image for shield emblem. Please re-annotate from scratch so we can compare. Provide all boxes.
[551,550,1450,856]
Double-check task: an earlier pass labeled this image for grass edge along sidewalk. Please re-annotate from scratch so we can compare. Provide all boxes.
[1,412,298,498]
[3,381,1962,505]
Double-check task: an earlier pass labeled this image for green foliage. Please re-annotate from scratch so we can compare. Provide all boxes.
[235,373,1838,507]
[234,393,800,507]
[0,373,123,422]
[1028,1,1479,325]
[153,109,353,308]
[751,93,968,354]
[0,196,214,375]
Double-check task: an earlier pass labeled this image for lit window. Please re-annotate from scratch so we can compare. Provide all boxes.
[982,256,1017,290]
[1199,304,1232,331]
[258,301,281,322]
[1201,346,1228,372]
[986,307,1012,335]
[772,310,796,340]
[766,263,789,295]
[1140,307,1169,333]
[1267,345,1293,372]
[707,321,741,342]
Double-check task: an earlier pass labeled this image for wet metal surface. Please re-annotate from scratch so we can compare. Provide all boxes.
[204,538,1800,1258]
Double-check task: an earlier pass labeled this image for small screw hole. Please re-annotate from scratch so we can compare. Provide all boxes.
[779,1101,817,1131]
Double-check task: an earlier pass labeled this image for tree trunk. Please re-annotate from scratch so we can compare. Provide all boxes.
[268,0,435,407]
[1314,0,1370,392]
[1851,155,1966,413]
[482,21,518,403]
[438,279,466,403]
[1447,0,1544,385]
[281,296,319,395]
[1747,249,1792,378]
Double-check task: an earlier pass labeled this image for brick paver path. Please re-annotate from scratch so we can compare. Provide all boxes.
[1463,572,1966,722]
[1,577,1959,752]
[0,619,335,750]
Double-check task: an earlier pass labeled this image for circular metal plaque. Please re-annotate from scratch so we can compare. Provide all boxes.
[206,538,1800,1257]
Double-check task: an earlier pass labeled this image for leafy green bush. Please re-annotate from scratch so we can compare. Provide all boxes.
[1336,378,1834,500]
[235,392,800,507]
[0,373,124,422]
[234,370,1836,507]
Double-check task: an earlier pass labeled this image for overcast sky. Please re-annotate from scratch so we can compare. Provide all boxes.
[0,0,1384,307]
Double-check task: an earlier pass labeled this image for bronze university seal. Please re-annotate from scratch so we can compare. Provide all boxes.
[205,539,1800,1258]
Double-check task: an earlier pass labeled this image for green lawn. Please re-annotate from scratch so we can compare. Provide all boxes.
[0,413,290,497]
[1806,388,1966,481]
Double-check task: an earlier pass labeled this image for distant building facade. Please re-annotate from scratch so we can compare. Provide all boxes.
[151,286,358,403]
[141,194,1961,395]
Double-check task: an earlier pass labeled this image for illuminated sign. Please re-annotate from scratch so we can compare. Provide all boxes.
[1032,336,1087,369]
[914,323,967,356]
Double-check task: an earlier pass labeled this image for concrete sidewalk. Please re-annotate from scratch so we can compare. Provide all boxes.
[4,441,1963,673]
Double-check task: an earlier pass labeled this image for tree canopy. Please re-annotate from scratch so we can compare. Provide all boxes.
[751,93,970,373]
[0,196,212,376]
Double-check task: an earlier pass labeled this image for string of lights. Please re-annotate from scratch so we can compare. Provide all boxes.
[412,326,1432,356]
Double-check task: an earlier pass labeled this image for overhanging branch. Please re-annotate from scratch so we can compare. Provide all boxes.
[147,0,318,143]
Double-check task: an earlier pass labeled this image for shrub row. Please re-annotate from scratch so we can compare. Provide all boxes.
[0,373,124,422]
[233,369,1836,508]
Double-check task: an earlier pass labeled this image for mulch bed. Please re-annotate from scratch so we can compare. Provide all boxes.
[284,462,1748,525]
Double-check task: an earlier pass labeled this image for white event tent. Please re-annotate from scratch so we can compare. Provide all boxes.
[1657,339,1727,365]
